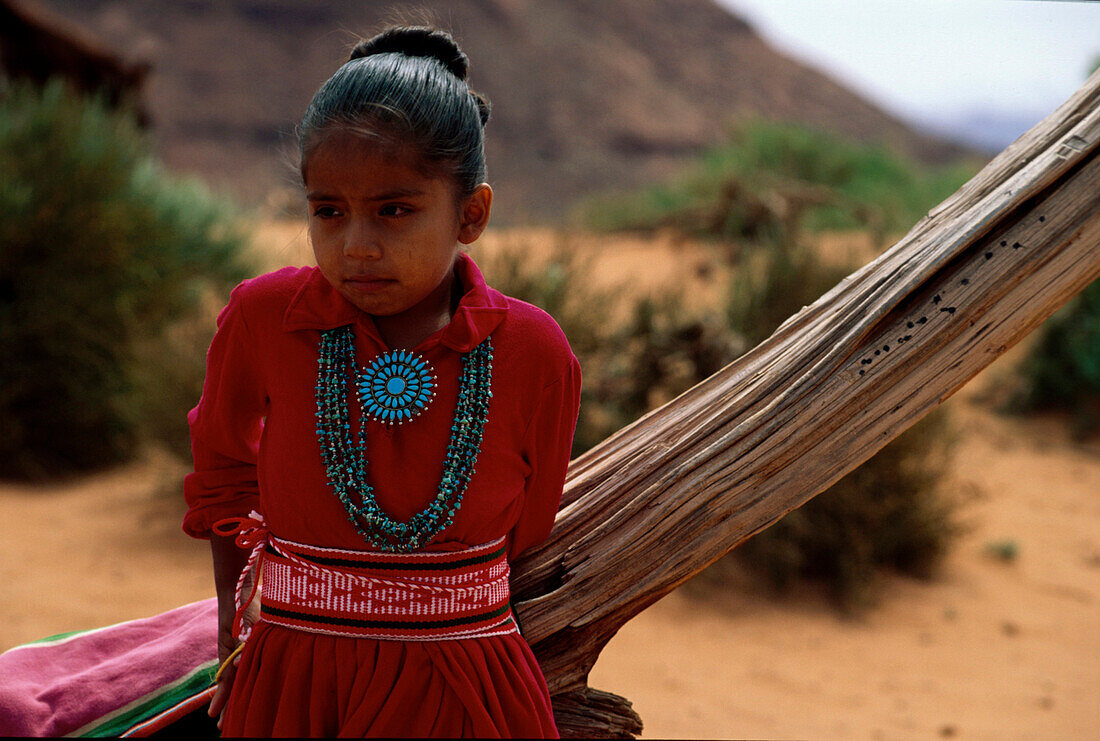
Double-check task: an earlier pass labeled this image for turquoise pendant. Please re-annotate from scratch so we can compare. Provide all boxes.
[316,325,492,552]
[357,349,436,424]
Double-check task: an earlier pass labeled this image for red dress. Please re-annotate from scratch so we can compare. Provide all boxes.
[183,253,580,738]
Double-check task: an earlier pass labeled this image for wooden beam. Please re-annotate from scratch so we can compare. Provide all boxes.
[513,68,1100,738]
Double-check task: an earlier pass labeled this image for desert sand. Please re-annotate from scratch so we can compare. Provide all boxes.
[2,228,1096,739]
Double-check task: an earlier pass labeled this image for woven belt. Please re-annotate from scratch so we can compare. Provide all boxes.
[258,535,518,641]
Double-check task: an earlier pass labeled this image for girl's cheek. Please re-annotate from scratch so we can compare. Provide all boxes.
[379,215,412,233]
[309,220,339,243]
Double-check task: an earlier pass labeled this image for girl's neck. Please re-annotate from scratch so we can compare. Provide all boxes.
[372,268,463,350]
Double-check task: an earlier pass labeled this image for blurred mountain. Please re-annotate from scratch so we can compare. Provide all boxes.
[37,0,972,222]
[916,108,1048,156]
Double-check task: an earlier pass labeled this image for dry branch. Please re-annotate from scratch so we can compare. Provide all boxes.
[513,69,1100,738]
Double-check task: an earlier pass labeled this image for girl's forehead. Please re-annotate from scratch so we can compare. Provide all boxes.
[307,129,412,168]
[303,131,442,190]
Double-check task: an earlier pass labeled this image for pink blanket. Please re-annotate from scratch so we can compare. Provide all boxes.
[0,598,218,737]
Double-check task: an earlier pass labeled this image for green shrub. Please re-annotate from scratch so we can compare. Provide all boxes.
[726,238,852,347]
[983,539,1020,563]
[735,409,957,610]
[578,120,978,241]
[612,295,743,422]
[0,80,251,478]
[1010,278,1100,437]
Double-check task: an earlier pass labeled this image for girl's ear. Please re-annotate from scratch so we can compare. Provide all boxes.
[457,184,493,245]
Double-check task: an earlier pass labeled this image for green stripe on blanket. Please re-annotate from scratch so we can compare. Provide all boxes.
[0,599,220,737]
[72,659,217,737]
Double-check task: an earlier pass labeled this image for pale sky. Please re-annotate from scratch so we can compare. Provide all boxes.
[718,0,1099,140]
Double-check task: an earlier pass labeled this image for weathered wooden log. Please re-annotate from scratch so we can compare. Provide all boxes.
[513,69,1100,738]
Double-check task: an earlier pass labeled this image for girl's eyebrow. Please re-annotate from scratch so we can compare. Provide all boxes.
[306,187,426,201]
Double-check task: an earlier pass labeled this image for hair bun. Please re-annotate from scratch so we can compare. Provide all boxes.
[471,91,491,126]
[350,26,469,81]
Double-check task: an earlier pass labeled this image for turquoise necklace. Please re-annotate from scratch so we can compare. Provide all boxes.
[314,326,493,552]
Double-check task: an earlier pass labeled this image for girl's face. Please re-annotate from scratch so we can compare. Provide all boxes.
[304,130,491,339]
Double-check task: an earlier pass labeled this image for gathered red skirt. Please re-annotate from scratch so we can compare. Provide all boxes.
[221,621,558,738]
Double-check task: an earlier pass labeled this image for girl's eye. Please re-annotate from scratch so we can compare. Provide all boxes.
[379,204,412,217]
[312,206,340,219]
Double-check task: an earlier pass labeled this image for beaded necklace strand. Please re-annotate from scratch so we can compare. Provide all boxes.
[315,326,493,552]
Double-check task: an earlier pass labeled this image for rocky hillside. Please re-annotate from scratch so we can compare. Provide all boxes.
[38,0,968,221]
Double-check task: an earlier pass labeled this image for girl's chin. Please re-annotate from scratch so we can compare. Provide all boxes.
[339,290,427,320]
[338,288,394,314]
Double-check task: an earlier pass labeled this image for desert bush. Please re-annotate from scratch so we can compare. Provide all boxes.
[578,120,977,242]
[0,80,251,478]
[726,238,852,347]
[1009,278,1100,437]
[612,295,743,421]
[735,408,957,610]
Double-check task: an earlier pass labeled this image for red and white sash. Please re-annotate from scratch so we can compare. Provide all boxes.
[213,514,517,642]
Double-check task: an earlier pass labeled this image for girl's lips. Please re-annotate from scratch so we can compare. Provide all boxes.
[346,276,395,292]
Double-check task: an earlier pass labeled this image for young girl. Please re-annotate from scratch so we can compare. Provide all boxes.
[183,26,580,738]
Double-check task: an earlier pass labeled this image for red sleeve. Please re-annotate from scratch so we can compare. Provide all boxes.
[508,355,582,560]
[182,286,267,539]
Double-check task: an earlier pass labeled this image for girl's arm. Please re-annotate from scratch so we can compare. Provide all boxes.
[183,286,267,537]
[208,533,251,724]
[210,534,251,660]
[509,355,582,560]
[184,284,268,722]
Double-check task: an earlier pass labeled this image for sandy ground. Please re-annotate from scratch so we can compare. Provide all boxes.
[2,227,1097,739]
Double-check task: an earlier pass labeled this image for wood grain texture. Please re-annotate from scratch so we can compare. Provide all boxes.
[515,69,1100,738]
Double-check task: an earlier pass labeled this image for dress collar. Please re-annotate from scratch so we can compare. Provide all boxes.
[283,252,508,352]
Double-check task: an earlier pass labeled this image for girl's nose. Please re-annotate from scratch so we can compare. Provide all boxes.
[343,219,382,260]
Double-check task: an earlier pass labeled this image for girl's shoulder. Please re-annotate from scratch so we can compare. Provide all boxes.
[228,265,316,308]
[493,293,578,378]
[498,295,570,347]
[221,266,320,329]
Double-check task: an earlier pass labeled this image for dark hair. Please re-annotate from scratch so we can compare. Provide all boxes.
[299,27,491,199]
